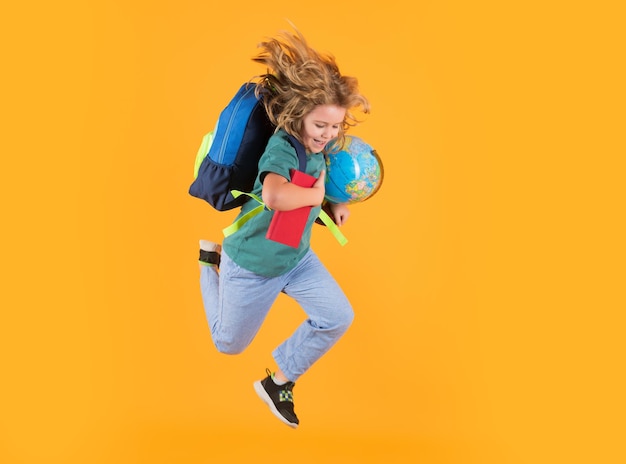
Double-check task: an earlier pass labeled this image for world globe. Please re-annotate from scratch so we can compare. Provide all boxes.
[324,135,383,204]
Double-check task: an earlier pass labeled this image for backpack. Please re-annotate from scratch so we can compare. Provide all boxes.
[189,82,347,245]
[189,82,309,210]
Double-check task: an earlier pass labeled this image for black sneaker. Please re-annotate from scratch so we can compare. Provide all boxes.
[253,369,299,428]
[199,240,221,267]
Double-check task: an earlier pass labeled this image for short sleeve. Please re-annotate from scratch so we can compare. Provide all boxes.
[258,132,299,184]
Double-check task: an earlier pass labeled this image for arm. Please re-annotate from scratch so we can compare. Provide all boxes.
[262,170,326,211]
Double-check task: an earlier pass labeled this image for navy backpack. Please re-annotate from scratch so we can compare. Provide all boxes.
[189,82,306,210]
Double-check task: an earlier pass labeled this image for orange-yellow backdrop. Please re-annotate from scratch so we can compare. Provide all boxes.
[2,1,624,463]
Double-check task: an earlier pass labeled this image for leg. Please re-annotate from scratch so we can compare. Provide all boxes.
[200,249,282,354]
[272,250,354,382]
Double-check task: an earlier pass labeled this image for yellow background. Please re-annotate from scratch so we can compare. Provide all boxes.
[2,1,624,463]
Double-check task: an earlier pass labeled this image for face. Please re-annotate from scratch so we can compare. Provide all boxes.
[301,104,346,153]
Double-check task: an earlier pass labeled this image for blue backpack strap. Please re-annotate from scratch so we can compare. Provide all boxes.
[286,134,307,172]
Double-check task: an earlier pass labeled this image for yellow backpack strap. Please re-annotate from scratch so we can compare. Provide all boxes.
[316,209,348,246]
[222,190,267,237]
[193,131,215,179]
[222,190,348,246]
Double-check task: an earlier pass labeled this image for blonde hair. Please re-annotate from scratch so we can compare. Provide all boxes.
[252,28,370,150]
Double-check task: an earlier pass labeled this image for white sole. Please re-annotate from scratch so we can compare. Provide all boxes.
[253,380,298,429]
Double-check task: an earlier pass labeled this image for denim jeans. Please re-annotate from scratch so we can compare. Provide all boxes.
[200,249,353,382]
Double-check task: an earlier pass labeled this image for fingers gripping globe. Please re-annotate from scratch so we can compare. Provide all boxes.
[324,135,384,204]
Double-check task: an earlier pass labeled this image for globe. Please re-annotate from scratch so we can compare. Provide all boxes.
[324,135,383,204]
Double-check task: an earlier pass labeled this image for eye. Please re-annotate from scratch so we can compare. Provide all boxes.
[315,124,325,129]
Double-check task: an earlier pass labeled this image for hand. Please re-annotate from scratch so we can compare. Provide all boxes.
[329,202,350,226]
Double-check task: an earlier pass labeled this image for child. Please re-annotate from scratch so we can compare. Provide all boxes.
[198,28,370,428]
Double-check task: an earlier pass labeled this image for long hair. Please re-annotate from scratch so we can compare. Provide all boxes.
[252,28,370,150]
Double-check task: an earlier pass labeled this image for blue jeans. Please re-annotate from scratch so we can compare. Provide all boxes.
[200,249,353,382]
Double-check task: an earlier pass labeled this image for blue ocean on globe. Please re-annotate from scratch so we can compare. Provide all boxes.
[324,135,383,204]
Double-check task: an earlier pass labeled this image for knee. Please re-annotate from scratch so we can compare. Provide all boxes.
[212,335,248,355]
[327,304,354,333]
[214,342,246,355]
[340,306,355,331]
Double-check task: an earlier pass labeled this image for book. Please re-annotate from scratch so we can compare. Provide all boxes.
[266,169,318,248]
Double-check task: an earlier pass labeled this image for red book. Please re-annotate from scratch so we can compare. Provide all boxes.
[266,169,317,248]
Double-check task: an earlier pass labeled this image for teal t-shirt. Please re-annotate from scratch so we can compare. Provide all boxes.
[222,130,326,277]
